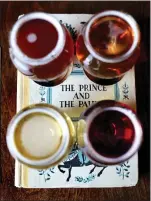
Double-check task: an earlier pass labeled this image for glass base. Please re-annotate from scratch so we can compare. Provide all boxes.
[84,70,124,86]
[34,80,59,87]
[33,65,73,87]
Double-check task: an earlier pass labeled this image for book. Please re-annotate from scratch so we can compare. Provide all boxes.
[15,14,138,188]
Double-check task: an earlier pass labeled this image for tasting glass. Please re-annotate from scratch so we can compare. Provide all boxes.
[6,104,75,169]
[9,12,74,87]
[76,10,140,85]
[77,100,143,166]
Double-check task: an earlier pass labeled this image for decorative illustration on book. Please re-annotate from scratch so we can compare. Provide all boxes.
[39,86,46,103]
[60,19,81,69]
[58,143,107,182]
[122,83,129,100]
[116,161,130,179]
[60,20,77,42]
[38,143,131,183]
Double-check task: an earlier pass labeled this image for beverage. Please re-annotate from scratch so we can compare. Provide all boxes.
[76,10,140,85]
[89,110,134,158]
[6,104,75,168]
[77,100,143,165]
[14,113,62,160]
[9,12,74,87]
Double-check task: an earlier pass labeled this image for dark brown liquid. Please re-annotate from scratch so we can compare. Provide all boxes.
[17,19,74,85]
[17,19,58,58]
[89,110,135,158]
[76,16,140,85]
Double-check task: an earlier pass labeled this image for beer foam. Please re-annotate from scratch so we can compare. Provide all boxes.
[14,113,62,160]
[27,33,37,43]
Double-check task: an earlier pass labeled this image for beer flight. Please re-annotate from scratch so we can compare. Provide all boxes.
[7,11,143,168]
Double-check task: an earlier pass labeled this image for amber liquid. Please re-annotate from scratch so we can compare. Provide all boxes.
[76,16,140,85]
[17,19,74,86]
[89,110,135,158]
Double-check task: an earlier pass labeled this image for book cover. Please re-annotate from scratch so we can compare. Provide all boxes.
[15,14,138,188]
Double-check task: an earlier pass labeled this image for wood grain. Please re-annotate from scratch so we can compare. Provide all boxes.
[0,1,150,201]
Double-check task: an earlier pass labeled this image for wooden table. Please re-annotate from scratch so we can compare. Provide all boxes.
[0,1,150,201]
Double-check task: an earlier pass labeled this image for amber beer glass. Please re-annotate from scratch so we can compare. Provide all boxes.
[9,12,74,87]
[6,104,75,168]
[76,10,140,85]
[77,100,143,165]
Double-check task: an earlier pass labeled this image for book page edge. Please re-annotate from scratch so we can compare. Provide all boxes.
[15,72,29,188]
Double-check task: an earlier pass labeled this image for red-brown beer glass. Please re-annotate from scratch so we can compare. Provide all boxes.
[9,12,74,87]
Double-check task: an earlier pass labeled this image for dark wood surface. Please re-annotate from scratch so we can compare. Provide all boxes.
[0,1,150,201]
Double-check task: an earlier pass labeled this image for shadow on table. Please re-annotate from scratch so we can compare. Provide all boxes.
[135,17,150,176]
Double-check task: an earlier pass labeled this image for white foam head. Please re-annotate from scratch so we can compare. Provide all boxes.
[6,104,70,167]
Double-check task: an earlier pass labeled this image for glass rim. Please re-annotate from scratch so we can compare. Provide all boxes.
[9,12,66,66]
[6,104,71,167]
[85,106,143,165]
[84,10,140,64]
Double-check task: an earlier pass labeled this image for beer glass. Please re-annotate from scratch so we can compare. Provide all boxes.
[9,12,74,87]
[6,104,75,168]
[77,100,143,165]
[76,10,140,85]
